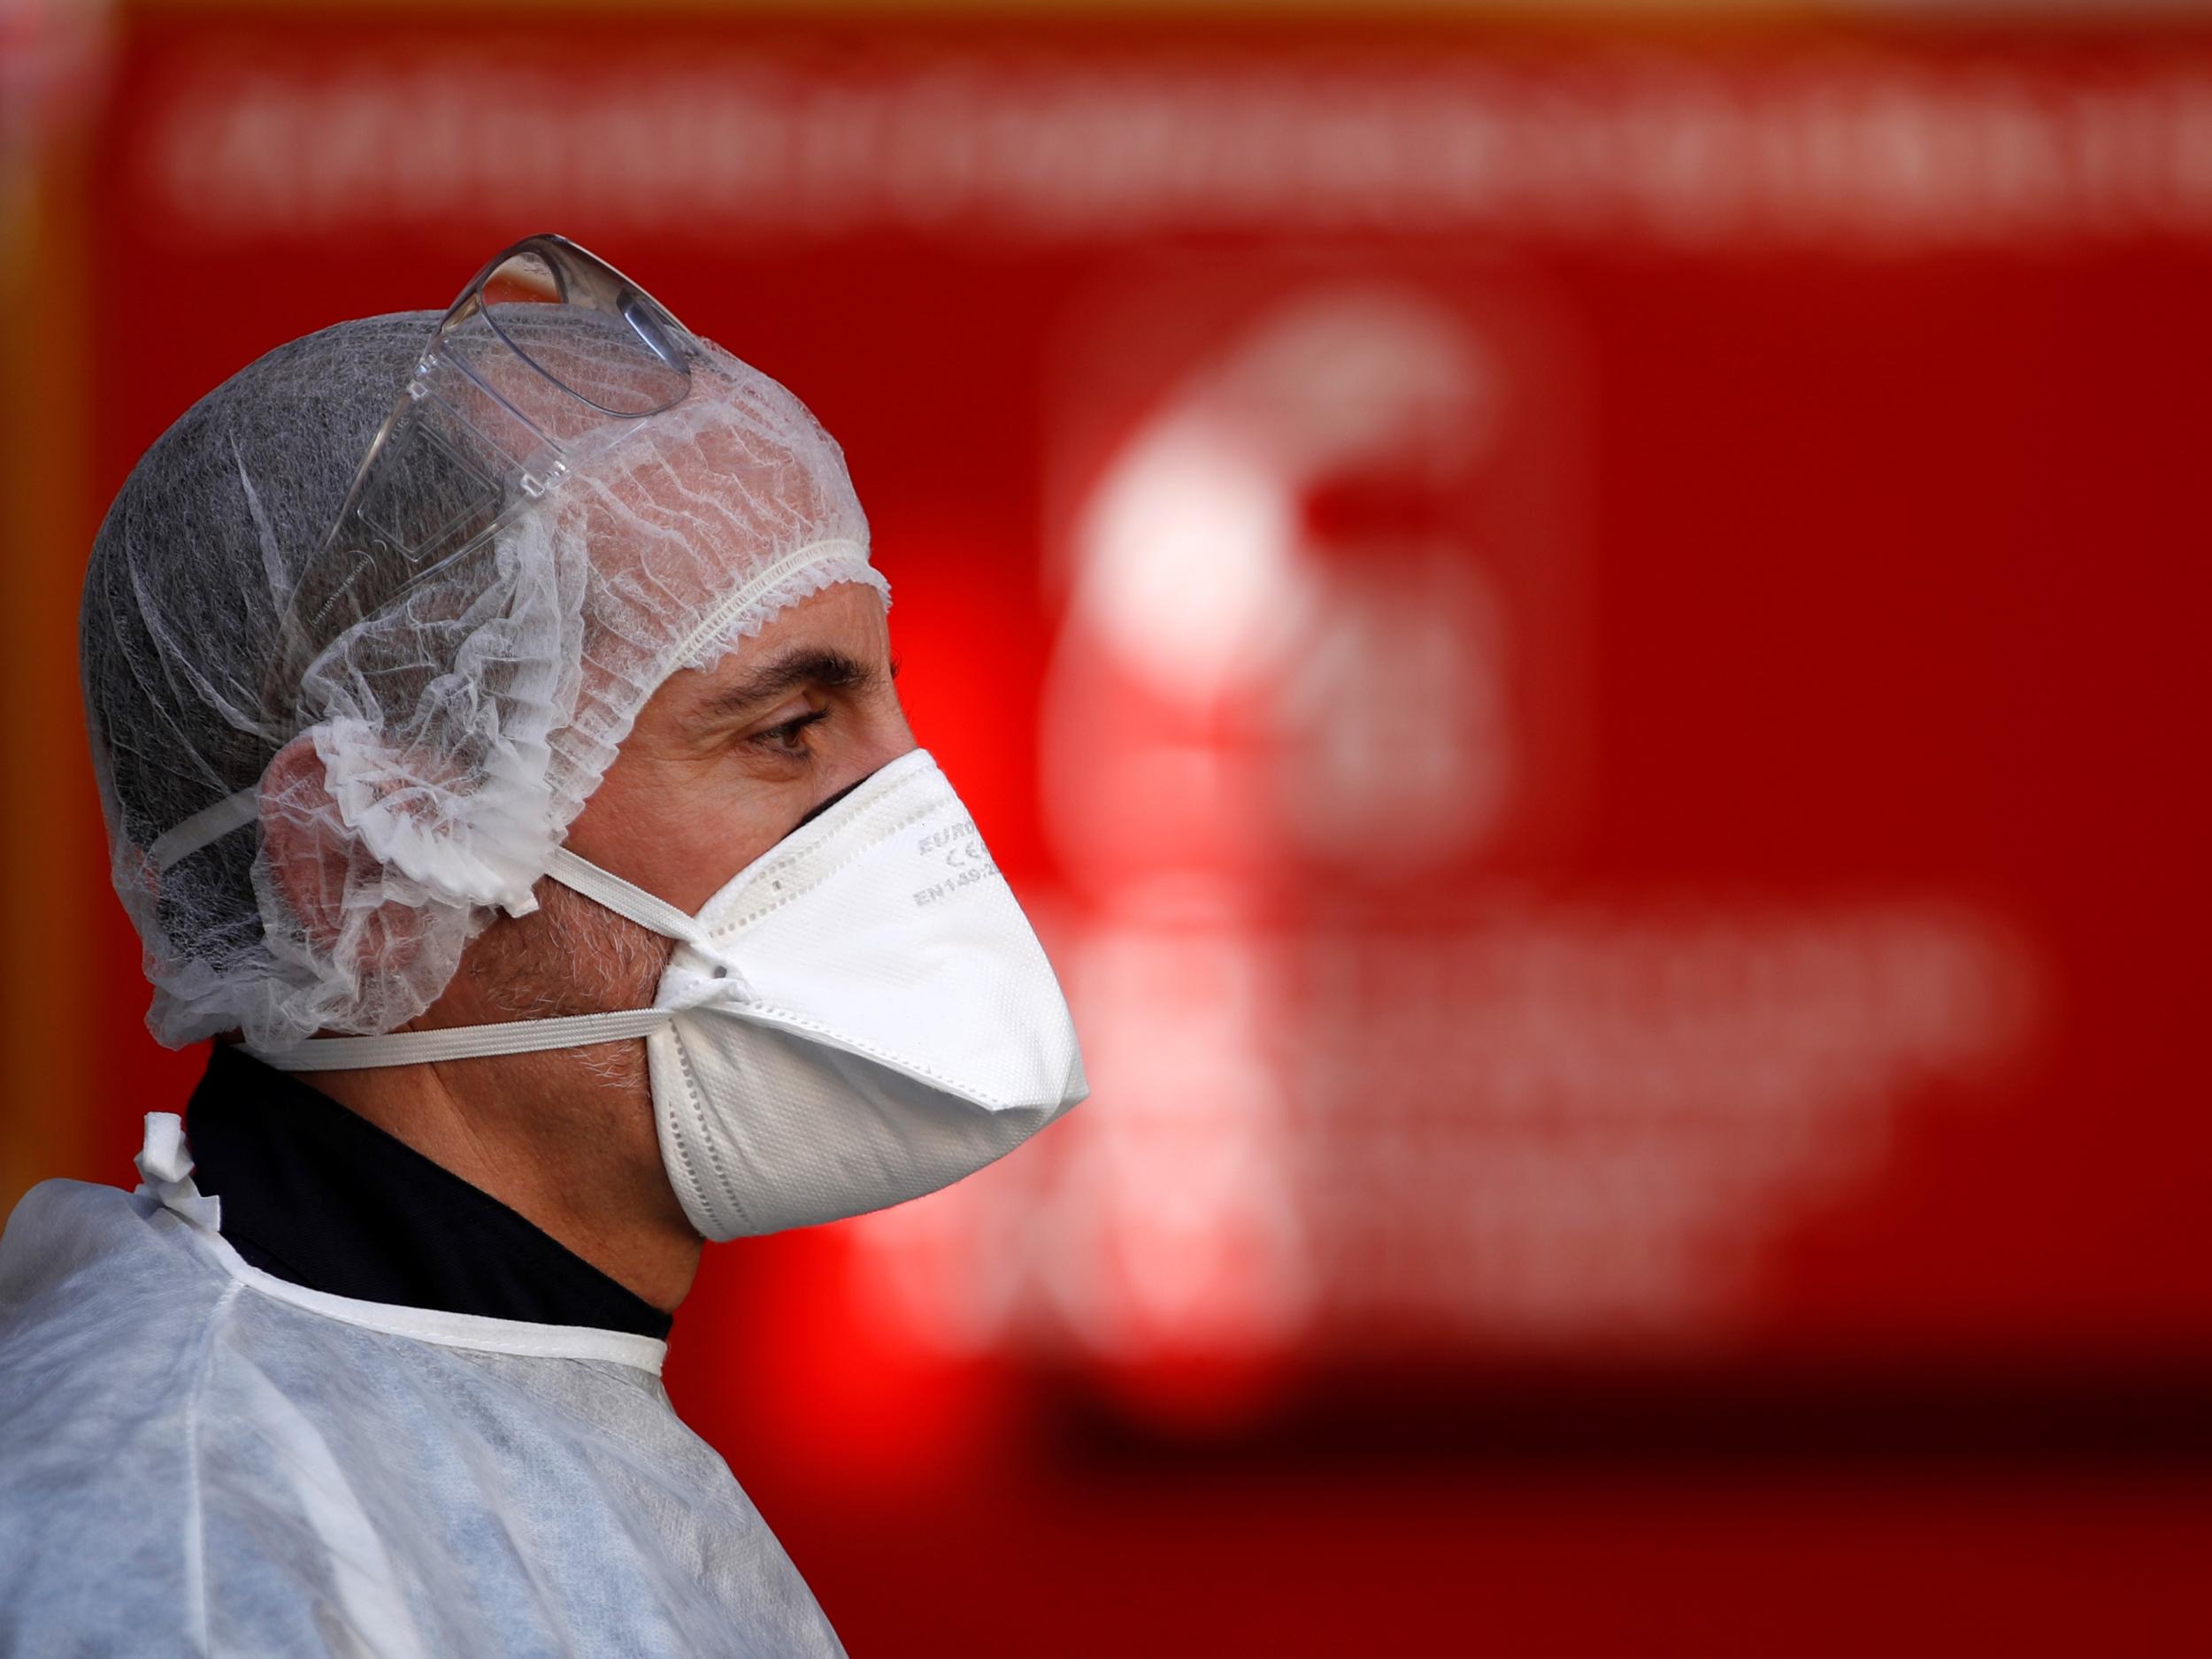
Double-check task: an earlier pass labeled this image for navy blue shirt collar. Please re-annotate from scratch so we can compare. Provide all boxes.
[184,1043,672,1341]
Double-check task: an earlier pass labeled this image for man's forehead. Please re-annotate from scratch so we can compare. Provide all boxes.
[669,582,893,721]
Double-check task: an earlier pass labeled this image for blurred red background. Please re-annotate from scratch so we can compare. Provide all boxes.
[4,4,2209,1653]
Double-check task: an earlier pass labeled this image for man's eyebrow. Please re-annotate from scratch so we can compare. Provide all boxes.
[690,646,889,723]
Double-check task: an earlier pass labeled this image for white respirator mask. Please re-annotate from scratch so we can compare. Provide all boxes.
[249,749,1087,1240]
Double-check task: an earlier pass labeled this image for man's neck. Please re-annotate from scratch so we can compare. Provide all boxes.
[300,1050,703,1315]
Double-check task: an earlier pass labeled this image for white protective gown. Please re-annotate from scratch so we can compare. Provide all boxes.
[0,1118,845,1658]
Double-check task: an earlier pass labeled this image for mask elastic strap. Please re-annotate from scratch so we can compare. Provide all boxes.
[245,849,717,1073]
[247,1007,676,1072]
[541,847,706,945]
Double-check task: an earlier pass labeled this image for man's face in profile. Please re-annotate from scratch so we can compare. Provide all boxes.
[406,449,913,1246]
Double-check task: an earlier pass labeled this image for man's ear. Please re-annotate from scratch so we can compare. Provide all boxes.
[257,732,357,953]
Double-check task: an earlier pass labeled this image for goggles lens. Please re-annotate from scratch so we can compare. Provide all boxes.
[473,246,691,420]
[273,235,698,702]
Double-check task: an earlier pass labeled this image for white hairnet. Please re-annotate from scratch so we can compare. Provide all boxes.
[82,310,887,1048]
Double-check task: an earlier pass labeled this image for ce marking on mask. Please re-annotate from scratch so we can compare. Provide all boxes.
[912,819,1002,907]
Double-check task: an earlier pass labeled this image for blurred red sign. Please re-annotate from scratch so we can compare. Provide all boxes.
[79,16,2212,1436]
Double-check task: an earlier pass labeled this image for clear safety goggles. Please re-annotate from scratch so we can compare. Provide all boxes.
[273,234,699,695]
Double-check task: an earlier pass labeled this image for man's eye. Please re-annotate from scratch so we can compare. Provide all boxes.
[752,707,830,757]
